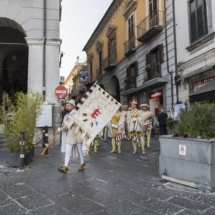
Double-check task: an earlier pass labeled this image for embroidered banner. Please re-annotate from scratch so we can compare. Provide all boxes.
[64,84,121,149]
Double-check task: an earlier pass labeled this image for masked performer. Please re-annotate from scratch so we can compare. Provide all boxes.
[108,109,125,154]
[127,100,144,154]
[140,104,154,148]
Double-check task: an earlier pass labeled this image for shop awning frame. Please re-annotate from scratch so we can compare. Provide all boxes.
[121,77,168,96]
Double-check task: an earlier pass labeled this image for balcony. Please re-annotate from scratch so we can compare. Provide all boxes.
[124,76,136,91]
[96,67,103,79]
[146,63,161,80]
[137,11,164,43]
[124,37,136,57]
[103,54,117,71]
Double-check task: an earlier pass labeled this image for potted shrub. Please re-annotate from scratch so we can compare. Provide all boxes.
[159,103,215,192]
[130,84,136,89]
[145,64,151,70]
[0,92,43,167]
[142,78,148,84]
[124,77,129,82]
[153,72,160,78]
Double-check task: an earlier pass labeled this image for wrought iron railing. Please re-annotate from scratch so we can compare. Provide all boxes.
[124,76,136,90]
[124,37,135,54]
[103,53,117,70]
[137,11,164,39]
[146,63,161,80]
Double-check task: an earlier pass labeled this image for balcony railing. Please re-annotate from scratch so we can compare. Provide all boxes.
[146,63,161,80]
[124,37,136,57]
[137,11,164,43]
[124,76,136,91]
[96,67,103,79]
[103,54,117,71]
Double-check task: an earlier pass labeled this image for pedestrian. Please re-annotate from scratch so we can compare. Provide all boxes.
[140,104,154,148]
[108,108,125,154]
[127,100,145,154]
[57,99,85,173]
[151,116,155,137]
[158,108,168,135]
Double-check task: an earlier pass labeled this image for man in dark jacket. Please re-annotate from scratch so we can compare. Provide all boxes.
[158,108,168,135]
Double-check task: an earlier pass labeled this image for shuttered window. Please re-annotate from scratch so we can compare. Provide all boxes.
[108,34,116,64]
[189,0,207,43]
[145,44,163,80]
[125,61,138,89]
[128,14,134,39]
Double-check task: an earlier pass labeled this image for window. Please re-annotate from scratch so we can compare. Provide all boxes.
[108,34,116,64]
[128,14,135,39]
[125,61,138,89]
[189,0,207,43]
[89,61,93,82]
[145,44,163,80]
[98,51,102,69]
[149,0,159,26]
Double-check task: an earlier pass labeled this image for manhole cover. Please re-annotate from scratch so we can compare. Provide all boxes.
[152,184,166,190]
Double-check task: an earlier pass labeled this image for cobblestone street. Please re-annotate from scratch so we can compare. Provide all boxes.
[1,137,215,215]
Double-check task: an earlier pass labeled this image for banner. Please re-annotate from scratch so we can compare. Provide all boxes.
[79,70,88,83]
[64,84,121,148]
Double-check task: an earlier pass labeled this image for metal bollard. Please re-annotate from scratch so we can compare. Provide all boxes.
[43,126,49,155]
[20,131,25,170]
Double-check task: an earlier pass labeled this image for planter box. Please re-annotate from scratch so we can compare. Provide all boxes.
[159,135,215,192]
[9,147,35,167]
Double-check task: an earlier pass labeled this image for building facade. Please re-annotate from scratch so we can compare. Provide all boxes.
[64,58,87,103]
[83,0,177,125]
[0,0,62,145]
[175,0,215,103]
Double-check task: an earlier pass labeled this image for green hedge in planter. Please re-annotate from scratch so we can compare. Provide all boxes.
[171,103,215,139]
[0,92,43,153]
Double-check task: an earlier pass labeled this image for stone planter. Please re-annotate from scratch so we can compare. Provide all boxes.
[9,147,35,167]
[159,135,215,192]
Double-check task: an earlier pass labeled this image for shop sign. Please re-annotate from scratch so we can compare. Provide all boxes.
[193,77,215,92]
[149,90,163,99]
[179,145,186,156]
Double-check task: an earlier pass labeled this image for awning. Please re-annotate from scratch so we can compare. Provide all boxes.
[189,79,215,103]
[121,77,168,96]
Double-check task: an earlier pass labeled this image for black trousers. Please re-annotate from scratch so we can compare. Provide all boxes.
[160,125,167,135]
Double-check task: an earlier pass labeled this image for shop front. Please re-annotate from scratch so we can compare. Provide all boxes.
[149,90,164,128]
[188,69,215,103]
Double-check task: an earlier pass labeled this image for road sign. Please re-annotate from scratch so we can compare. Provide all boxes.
[55,86,67,99]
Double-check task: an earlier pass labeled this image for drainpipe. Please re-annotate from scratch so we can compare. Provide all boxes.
[164,0,174,108]
[172,0,179,102]
[43,0,47,101]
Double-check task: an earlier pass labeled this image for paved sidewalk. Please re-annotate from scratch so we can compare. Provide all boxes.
[1,137,215,215]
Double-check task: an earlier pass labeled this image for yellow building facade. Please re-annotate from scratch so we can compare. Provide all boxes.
[83,0,176,121]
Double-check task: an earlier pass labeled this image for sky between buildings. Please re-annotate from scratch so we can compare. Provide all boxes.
[60,0,113,78]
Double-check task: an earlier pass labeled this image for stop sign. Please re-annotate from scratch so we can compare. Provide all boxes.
[55,86,67,99]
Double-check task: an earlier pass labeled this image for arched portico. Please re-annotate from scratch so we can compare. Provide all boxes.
[0,18,28,102]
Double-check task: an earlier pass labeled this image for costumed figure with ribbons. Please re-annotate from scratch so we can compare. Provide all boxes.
[57,99,85,173]
[127,100,145,154]
[108,109,125,153]
[140,104,154,148]
[91,130,103,153]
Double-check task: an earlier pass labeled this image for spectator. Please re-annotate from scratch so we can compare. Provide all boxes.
[158,108,168,135]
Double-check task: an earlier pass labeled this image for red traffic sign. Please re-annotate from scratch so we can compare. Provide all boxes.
[55,86,67,99]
